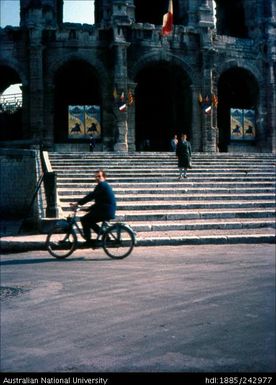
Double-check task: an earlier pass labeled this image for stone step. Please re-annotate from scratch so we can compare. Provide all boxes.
[57,181,275,189]
[57,187,275,195]
[73,208,275,221]
[56,176,275,183]
[49,151,275,159]
[137,227,275,238]
[125,218,276,232]
[46,152,276,245]
[54,171,275,177]
[60,199,274,210]
[50,159,274,165]
[59,193,275,202]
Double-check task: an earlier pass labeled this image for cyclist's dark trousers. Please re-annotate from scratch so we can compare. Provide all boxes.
[81,210,105,241]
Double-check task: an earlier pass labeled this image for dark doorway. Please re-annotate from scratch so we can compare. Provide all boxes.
[54,60,101,143]
[218,68,259,152]
[0,66,23,141]
[135,62,192,151]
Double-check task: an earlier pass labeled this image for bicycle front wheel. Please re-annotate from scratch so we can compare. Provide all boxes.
[102,224,135,259]
[46,227,77,258]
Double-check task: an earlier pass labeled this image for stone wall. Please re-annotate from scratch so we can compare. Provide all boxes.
[0,149,39,219]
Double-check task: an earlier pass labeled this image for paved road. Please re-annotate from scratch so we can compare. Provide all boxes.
[1,244,275,374]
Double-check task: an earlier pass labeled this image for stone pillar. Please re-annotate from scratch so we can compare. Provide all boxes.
[201,64,217,153]
[28,28,44,143]
[43,84,55,148]
[198,4,217,153]
[112,29,130,152]
[127,82,136,152]
[211,67,219,152]
[269,63,276,153]
[191,85,202,152]
[267,12,276,153]
[198,0,214,28]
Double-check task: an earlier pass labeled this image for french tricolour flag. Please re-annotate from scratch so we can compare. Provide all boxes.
[161,0,173,36]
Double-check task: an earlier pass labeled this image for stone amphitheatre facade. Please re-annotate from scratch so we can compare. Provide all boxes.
[0,0,275,153]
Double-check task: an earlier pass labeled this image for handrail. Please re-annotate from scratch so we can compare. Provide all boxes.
[41,151,59,217]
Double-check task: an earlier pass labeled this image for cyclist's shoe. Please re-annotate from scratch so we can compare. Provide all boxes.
[82,240,100,248]
[58,240,69,246]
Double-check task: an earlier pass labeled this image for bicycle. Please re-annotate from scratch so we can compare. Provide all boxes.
[46,206,136,259]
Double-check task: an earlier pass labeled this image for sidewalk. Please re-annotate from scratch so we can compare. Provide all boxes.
[1,221,275,253]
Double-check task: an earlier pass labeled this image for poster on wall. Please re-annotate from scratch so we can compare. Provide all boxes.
[68,105,101,139]
[230,108,256,141]
[230,108,243,140]
[85,105,101,139]
[68,105,85,138]
[243,109,256,141]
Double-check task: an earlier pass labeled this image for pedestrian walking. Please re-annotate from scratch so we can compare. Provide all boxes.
[89,135,96,152]
[170,134,178,152]
[176,133,192,179]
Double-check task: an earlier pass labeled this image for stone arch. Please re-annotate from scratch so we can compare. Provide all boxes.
[46,52,109,93]
[216,59,263,85]
[0,60,26,141]
[48,55,109,144]
[216,64,260,152]
[0,57,27,88]
[130,53,195,151]
[129,51,198,86]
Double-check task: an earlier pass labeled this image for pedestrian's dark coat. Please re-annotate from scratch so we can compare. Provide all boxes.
[176,140,192,168]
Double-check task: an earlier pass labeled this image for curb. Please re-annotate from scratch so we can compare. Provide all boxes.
[1,235,275,253]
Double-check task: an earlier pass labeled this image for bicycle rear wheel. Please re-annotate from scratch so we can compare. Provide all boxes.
[102,224,135,259]
[46,227,77,258]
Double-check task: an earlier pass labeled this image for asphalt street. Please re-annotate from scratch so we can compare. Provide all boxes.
[1,244,275,374]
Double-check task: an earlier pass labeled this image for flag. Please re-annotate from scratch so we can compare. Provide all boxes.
[128,89,134,106]
[161,0,173,36]
[204,105,212,114]
[118,91,127,112]
[212,93,218,108]
[113,87,118,101]
[200,95,212,114]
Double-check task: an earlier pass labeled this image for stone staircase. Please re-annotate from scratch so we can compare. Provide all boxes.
[47,152,276,245]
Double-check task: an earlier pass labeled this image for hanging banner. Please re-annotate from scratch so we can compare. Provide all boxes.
[68,105,101,139]
[84,105,101,138]
[243,109,256,141]
[68,105,85,138]
[230,108,255,141]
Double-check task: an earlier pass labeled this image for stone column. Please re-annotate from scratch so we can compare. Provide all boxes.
[43,83,55,148]
[28,28,44,143]
[197,0,217,153]
[127,82,136,152]
[191,85,202,151]
[269,63,276,153]
[267,13,276,153]
[112,31,130,152]
[201,66,217,153]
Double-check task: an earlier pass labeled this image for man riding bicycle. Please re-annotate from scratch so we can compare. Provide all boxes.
[71,169,116,246]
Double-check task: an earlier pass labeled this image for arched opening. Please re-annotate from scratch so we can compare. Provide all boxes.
[134,0,181,25]
[135,62,192,151]
[217,68,259,152]
[214,0,248,38]
[0,65,23,141]
[54,60,101,143]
